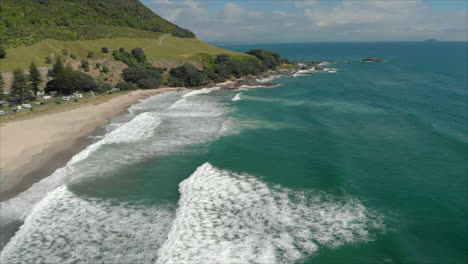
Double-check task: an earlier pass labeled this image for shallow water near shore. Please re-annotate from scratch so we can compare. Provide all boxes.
[1,42,467,263]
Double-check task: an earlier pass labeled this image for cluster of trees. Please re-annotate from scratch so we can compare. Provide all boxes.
[4,63,43,104]
[246,49,282,70]
[167,49,286,88]
[45,58,112,95]
[115,47,166,89]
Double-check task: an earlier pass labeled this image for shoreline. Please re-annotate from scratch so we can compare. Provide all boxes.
[0,63,321,201]
[0,88,184,201]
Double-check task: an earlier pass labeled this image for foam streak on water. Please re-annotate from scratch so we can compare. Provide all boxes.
[156,163,384,264]
[0,187,174,264]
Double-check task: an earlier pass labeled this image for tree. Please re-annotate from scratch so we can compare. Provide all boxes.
[0,46,6,59]
[49,58,64,78]
[10,69,33,104]
[101,47,109,54]
[76,72,97,92]
[45,56,52,64]
[29,62,43,99]
[45,64,79,95]
[95,63,101,69]
[101,66,110,73]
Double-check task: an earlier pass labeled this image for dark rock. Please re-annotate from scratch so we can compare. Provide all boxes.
[362,57,384,62]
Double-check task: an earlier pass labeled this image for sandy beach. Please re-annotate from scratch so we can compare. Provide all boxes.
[0,88,182,201]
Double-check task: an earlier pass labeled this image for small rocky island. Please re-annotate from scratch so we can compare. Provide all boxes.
[362,57,384,62]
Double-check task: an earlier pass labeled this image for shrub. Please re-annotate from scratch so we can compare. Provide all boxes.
[80,60,90,72]
[101,47,109,54]
[131,48,146,63]
[0,46,6,59]
[101,66,110,73]
[62,48,68,56]
[45,56,52,64]
[97,83,113,93]
[116,81,137,91]
[95,63,101,69]
[70,53,77,60]
[214,54,230,65]
[87,52,94,58]
[214,64,231,80]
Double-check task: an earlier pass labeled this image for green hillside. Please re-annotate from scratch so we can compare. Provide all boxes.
[0,0,195,47]
[0,35,247,72]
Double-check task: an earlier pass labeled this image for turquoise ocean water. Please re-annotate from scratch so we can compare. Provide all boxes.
[1,42,467,263]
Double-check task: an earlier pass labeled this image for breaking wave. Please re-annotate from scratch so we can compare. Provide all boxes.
[1,187,174,264]
[183,86,221,98]
[156,163,385,264]
[232,92,242,101]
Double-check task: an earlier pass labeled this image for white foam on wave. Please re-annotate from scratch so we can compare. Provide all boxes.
[256,75,282,83]
[232,93,242,101]
[238,84,281,91]
[183,86,220,98]
[0,187,174,264]
[156,163,385,264]
[293,68,315,77]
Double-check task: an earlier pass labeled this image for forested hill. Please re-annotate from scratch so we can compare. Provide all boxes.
[0,0,195,47]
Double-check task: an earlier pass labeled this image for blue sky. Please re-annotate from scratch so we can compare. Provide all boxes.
[141,0,468,42]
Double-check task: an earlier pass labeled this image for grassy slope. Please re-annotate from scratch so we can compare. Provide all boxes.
[0,35,247,72]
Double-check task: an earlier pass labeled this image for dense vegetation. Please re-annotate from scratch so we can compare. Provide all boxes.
[44,58,113,95]
[167,49,286,87]
[1,0,195,47]
[113,47,166,89]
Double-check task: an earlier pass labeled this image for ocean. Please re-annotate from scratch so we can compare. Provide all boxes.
[1,42,467,263]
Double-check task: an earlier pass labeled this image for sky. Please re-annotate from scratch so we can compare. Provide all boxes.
[141,0,468,43]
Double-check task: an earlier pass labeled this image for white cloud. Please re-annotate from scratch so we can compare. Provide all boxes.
[293,0,318,9]
[144,0,468,42]
[223,3,245,23]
